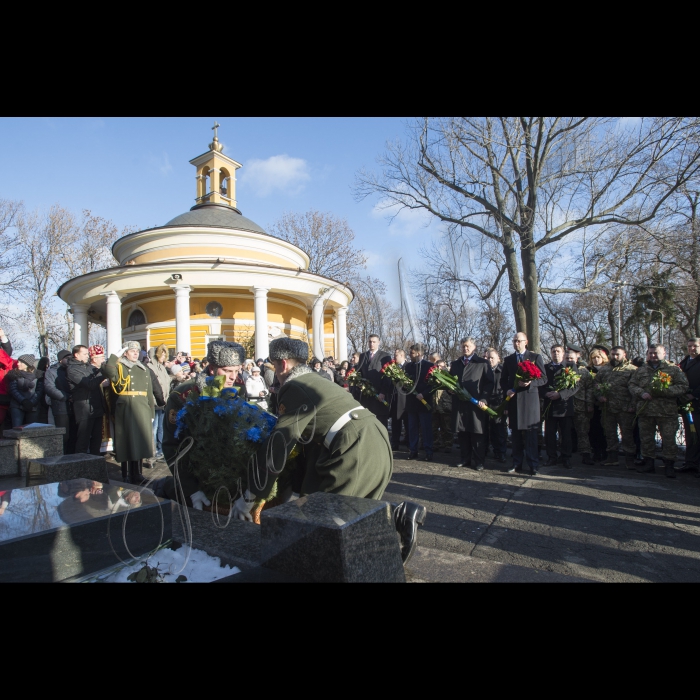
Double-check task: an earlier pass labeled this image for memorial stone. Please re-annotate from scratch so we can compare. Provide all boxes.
[0,479,172,582]
[3,426,65,477]
[26,453,109,487]
[0,439,18,477]
[260,492,405,583]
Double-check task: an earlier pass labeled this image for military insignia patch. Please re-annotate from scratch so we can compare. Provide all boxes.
[278,403,286,415]
[168,409,178,424]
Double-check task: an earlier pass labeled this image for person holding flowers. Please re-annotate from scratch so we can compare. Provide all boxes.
[628,343,688,478]
[592,345,638,469]
[404,344,434,461]
[501,332,547,475]
[448,338,494,471]
[356,334,393,429]
[678,337,700,477]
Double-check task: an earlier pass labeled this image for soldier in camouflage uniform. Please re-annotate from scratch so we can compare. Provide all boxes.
[592,345,637,468]
[628,343,688,478]
[568,347,595,464]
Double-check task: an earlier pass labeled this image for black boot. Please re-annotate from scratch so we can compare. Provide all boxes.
[121,462,129,483]
[581,453,594,465]
[664,459,676,479]
[393,502,427,565]
[636,458,656,474]
[129,461,142,485]
[625,453,637,470]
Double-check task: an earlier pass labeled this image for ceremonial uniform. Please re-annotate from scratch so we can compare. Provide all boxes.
[251,368,392,501]
[593,359,637,462]
[628,360,688,464]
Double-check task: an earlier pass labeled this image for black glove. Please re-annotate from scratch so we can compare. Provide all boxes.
[21,399,33,412]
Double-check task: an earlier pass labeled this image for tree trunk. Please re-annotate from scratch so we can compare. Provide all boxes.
[502,230,526,335]
[520,235,540,352]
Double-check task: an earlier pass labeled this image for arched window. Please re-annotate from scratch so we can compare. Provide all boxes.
[128,309,146,326]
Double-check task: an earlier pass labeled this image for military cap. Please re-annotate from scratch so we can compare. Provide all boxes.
[566,343,583,353]
[126,341,141,351]
[269,337,308,361]
[591,344,610,356]
[207,340,245,367]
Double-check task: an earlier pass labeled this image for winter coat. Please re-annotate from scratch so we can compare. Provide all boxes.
[6,368,41,411]
[450,355,494,434]
[263,362,275,389]
[679,355,700,412]
[0,349,18,405]
[147,345,172,409]
[549,364,588,418]
[405,359,434,414]
[500,350,548,430]
[66,357,105,422]
[245,374,267,399]
[102,354,156,463]
[43,363,72,415]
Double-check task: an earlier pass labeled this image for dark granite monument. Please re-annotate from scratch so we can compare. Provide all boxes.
[0,479,171,582]
[0,439,18,477]
[26,453,109,487]
[3,426,65,477]
[259,492,405,583]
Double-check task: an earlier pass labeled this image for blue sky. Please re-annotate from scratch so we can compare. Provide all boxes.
[0,117,445,301]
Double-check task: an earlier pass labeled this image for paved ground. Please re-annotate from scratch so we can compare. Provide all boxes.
[385,446,700,582]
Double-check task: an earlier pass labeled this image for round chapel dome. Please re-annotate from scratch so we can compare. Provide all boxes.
[165,202,267,235]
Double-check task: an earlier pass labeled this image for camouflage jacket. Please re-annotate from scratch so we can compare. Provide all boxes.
[628,360,689,417]
[434,388,453,414]
[570,366,594,412]
[592,360,637,413]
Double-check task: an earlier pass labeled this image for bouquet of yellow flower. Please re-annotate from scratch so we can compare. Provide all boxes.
[651,370,673,396]
[346,369,389,407]
[381,360,431,410]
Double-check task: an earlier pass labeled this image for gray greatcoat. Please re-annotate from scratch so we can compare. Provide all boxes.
[500,350,548,430]
[102,354,156,463]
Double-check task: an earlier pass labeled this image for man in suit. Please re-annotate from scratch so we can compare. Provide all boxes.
[450,338,494,471]
[389,348,409,450]
[405,344,434,461]
[484,348,506,463]
[501,332,548,475]
[357,333,392,428]
[678,337,700,477]
[542,344,566,466]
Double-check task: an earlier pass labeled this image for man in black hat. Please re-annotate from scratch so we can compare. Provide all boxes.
[44,350,76,454]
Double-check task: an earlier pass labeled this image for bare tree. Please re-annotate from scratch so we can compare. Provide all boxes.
[0,199,26,295]
[357,117,700,351]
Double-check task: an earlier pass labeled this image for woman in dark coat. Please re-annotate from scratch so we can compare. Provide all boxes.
[35,357,50,424]
[102,342,159,484]
[7,354,43,427]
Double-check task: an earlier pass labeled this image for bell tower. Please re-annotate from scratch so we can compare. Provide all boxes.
[189,121,243,208]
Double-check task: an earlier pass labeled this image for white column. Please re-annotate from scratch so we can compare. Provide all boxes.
[312,296,324,360]
[173,285,191,354]
[253,287,270,361]
[336,306,348,362]
[71,303,89,347]
[101,292,122,357]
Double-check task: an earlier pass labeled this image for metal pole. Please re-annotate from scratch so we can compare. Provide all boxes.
[617,292,621,346]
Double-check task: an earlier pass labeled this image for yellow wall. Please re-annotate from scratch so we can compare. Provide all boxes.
[130,247,295,268]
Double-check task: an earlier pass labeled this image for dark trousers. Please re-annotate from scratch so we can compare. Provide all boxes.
[75,414,103,455]
[53,412,78,454]
[683,412,700,467]
[487,419,507,457]
[509,418,540,468]
[391,413,409,447]
[590,407,607,458]
[408,411,433,455]
[545,415,573,459]
[458,431,486,466]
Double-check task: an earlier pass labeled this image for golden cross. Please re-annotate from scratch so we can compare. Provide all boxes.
[212,121,220,139]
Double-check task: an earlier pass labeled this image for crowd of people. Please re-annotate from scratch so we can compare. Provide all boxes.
[2,326,700,490]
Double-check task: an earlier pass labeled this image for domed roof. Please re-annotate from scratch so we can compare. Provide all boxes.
[164,203,267,235]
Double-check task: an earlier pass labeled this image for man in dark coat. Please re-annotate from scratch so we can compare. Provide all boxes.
[389,349,409,450]
[102,341,160,484]
[501,332,547,475]
[66,345,104,455]
[405,344,434,461]
[485,348,506,463]
[542,344,566,466]
[356,334,392,428]
[449,338,494,471]
[678,336,700,476]
[44,349,76,454]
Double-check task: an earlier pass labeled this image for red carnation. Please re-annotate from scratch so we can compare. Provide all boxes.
[517,360,542,381]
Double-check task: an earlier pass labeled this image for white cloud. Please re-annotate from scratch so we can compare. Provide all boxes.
[617,117,642,131]
[240,154,310,197]
[147,151,172,176]
[370,199,441,238]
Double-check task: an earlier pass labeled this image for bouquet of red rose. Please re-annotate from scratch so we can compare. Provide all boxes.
[426,366,497,416]
[494,360,543,416]
[381,360,431,410]
[346,368,389,407]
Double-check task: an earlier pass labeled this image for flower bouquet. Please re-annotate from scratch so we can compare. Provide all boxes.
[381,360,431,410]
[346,368,389,407]
[679,401,696,443]
[634,369,673,424]
[494,360,542,416]
[426,366,497,416]
[543,367,580,419]
[595,379,611,422]
[173,375,278,507]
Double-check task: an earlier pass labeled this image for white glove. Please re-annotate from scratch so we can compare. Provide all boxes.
[232,489,256,522]
[117,345,129,357]
[190,490,211,510]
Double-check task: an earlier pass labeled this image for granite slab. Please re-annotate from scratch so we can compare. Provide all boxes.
[260,492,405,583]
[4,426,66,439]
[0,439,18,477]
[26,453,109,487]
[0,479,171,582]
[6,429,65,477]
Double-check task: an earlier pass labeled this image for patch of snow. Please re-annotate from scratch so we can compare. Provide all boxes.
[100,545,240,583]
